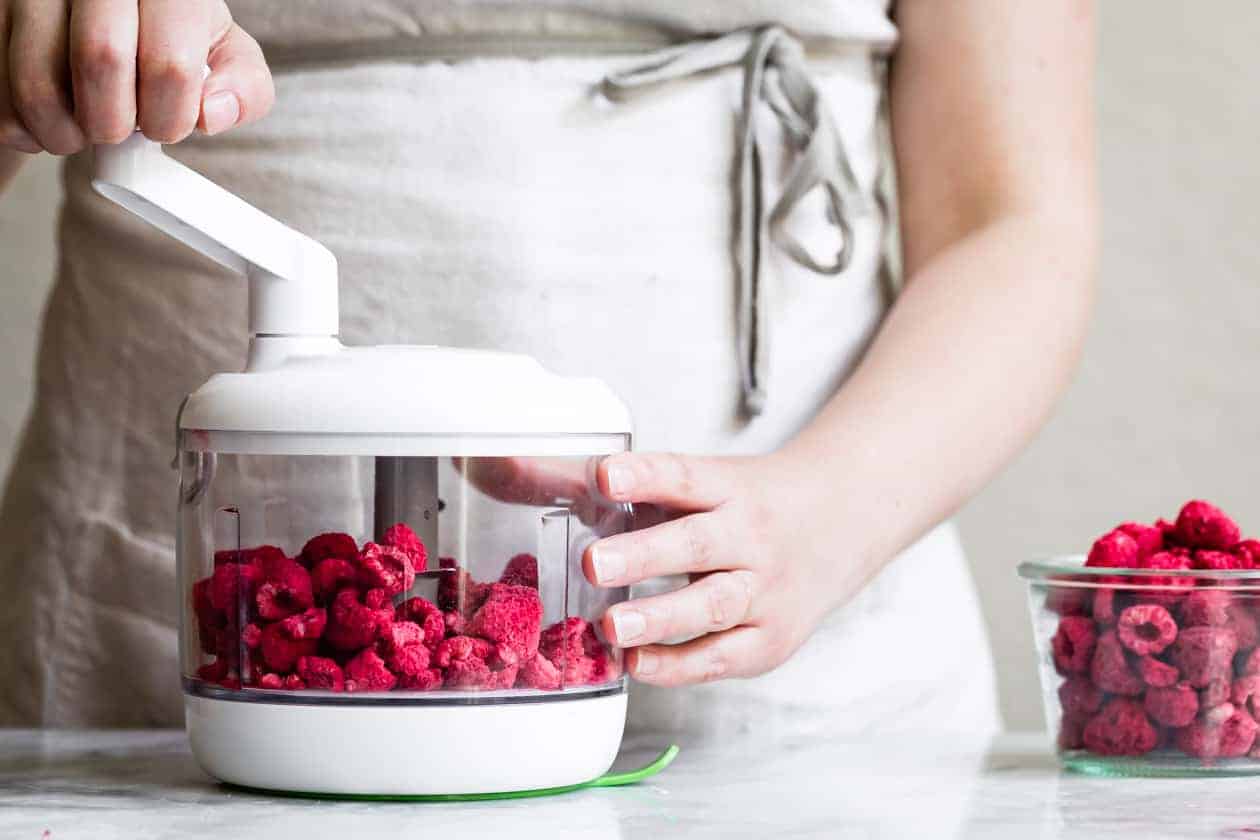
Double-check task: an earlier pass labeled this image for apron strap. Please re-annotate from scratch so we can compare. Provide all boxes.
[602,25,865,417]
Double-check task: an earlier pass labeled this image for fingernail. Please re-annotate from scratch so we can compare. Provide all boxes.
[201,91,241,135]
[634,648,658,676]
[612,609,646,643]
[606,463,634,498]
[592,546,626,584]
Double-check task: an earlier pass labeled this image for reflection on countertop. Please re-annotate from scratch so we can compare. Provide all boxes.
[3,728,1259,838]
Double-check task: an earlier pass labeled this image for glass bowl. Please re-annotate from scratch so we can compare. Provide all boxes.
[1019,556,1260,776]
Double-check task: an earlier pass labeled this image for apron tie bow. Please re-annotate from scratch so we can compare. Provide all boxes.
[602,25,865,416]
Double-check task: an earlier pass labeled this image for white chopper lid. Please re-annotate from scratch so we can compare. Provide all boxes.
[92,135,632,454]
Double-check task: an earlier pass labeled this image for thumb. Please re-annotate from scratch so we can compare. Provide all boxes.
[199,22,274,136]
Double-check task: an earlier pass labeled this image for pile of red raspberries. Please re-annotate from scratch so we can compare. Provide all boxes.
[191,523,618,693]
[1051,500,1260,761]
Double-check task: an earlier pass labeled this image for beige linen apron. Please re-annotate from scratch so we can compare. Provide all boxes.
[0,0,1000,740]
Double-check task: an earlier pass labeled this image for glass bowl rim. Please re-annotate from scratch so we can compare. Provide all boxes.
[1018,554,1260,588]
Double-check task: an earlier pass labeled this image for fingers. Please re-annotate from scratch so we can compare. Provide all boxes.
[136,0,213,142]
[458,457,590,508]
[597,452,736,510]
[602,569,755,648]
[625,626,765,687]
[0,6,40,152]
[9,0,86,154]
[69,0,139,143]
[199,18,272,134]
[585,511,736,586]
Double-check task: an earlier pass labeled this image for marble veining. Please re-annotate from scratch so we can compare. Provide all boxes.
[4,729,1260,838]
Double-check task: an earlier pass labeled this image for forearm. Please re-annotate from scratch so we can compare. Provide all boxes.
[779,210,1095,585]
[0,147,25,193]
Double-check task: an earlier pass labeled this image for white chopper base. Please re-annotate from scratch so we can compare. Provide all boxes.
[186,691,627,796]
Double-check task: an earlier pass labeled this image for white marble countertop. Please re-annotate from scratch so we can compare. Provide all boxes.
[3,728,1260,839]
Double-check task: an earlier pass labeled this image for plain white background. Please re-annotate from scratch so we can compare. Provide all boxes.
[1,2,1256,730]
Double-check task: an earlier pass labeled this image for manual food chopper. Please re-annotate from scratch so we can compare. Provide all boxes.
[91,134,641,796]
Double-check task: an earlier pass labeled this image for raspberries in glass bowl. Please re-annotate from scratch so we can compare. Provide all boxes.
[1022,500,1260,774]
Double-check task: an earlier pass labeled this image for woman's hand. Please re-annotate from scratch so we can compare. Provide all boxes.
[0,0,273,155]
[583,452,867,687]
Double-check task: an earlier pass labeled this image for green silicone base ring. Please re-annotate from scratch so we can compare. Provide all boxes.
[223,744,680,802]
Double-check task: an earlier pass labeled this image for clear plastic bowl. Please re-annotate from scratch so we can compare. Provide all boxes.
[1019,556,1260,776]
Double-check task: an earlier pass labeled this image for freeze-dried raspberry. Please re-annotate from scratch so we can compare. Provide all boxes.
[325,587,394,651]
[1082,698,1158,756]
[1202,677,1231,709]
[436,557,491,617]
[1051,616,1097,675]
[400,667,444,690]
[260,621,318,673]
[1240,648,1260,676]
[344,649,397,692]
[468,583,543,661]
[382,522,428,570]
[1228,607,1260,652]
[259,673,285,690]
[582,625,620,683]
[1137,655,1179,688]
[1136,550,1195,594]
[240,623,262,649]
[500,553,539,589]
[254,555,314,621]
[540,617,589,665]
[1194,550,1244,572]
[1144,683,1199,728]
[283,674,306,690]
[1093,589,1119,625]
[214,545,286,568]
[1087,531,1139,571]
[483,644,521,690]
[378,620,438,688]
[1234,676,1260,718]
[1176,500,1242,551]
[213,622,244,670]
[380,620,425,652]
[444,609,467,637]
[1117,522,1164,559]
[196,659,229,683]
[1091,631,1144,695]
[280,606,326,641]
[1059,676,1103,717]
[1045,587,1091,617]
[538,617,607,685]
[1204,701,1237,727]
[395,597,445,648]
[1169,626,1239,688]
[358,542,416,597]
[1176,706,1258,759]
[1233,540,1260,570]
[298,532,359,569]
[1156,517,1180,544]
[208,562,262,612]
[1059,714,1088,751]
[1180,590,1233,627]
[1117,603,1178,656]
[310,557,358,605]
[296,656,344,691]
[192,578,226,655]
[436,635,494,689]
[435,635,494,667]
[518,653,563,690]
[386,639,432,679]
